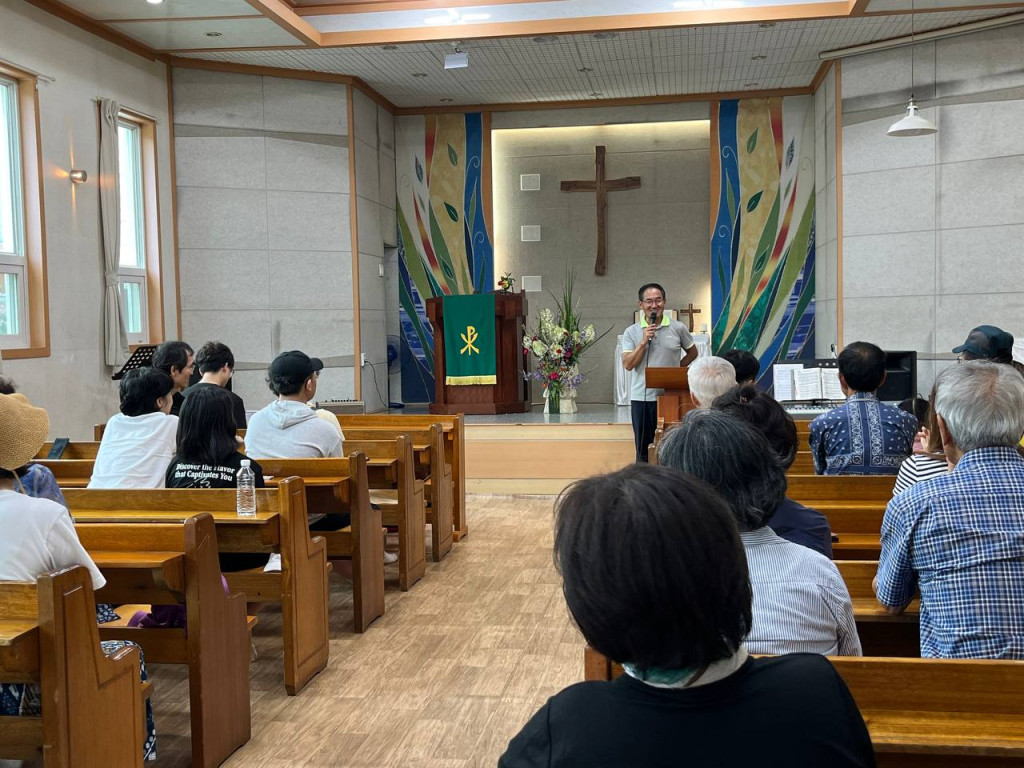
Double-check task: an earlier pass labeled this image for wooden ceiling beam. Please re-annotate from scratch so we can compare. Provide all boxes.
[243,0,323,45]
[23,0,164,62]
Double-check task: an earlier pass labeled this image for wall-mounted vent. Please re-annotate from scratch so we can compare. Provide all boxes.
[520,174,541,191]
[521,225,541,242]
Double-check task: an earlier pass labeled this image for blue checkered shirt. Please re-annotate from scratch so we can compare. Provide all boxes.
[809,392,917,475]
[876,446,1024,659]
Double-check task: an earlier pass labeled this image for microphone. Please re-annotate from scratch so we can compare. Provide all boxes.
[649,311,658,326]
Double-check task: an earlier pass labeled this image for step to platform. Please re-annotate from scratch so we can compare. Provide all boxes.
[466,422,635,495]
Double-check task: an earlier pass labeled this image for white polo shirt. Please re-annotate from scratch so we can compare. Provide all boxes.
[621,316,695,402]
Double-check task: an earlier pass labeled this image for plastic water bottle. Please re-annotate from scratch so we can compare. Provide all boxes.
[237,459,256,518]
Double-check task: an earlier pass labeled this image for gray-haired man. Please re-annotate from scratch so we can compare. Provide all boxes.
[875,361,1024,659]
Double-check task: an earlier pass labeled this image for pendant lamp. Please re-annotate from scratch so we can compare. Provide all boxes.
[888,0,937,137]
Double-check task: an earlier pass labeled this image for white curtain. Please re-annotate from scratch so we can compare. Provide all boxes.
[99,97,129,367]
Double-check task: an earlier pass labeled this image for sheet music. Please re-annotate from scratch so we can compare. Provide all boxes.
[821,367,845,400]
[772,364,803,401]
[793,367,824,400]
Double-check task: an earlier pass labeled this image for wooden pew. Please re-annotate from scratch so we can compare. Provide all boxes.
[253,454,386,631]
[583,647,1024,767]
[837,560,919,657]
[787,474,897,504]
[341,436,427,591]
[820,503,886,560]
[65,479,330,696]
[34,458,93,488]
[789,451,815,474]
[75,513,252,768]
[36,441,101,460]
[338,414,467,541]
[339,424,453,562]
[0,566,150,767]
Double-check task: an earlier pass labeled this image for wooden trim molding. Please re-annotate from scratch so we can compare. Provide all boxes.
[242,0,322,45]
[347,87,362,400]
[22,0,164,62]
[481,111,493,240]
[835,60,844,349]
[317,2,851,47]
[166,56,396,113]
[294,0,566,14]
[395,85,814,116]
[0,64,50,359]
[166,65,182,339]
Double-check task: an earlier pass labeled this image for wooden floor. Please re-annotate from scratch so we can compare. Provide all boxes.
[149,495,580,767]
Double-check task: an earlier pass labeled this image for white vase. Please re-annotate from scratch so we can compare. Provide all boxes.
[560,396,578,413]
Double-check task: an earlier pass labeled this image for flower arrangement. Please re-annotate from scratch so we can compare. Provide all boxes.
[522,269,608,413]
[497,272,515,294]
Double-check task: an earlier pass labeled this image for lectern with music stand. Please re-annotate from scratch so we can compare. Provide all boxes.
[645,367,695,426]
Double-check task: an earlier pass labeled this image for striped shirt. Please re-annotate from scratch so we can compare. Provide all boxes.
[877,446,1024,659]
[892,453,949,496]
[741,527,862,657]
[809,392,918,475]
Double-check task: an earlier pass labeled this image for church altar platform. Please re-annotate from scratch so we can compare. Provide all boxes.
[392,403,634,495]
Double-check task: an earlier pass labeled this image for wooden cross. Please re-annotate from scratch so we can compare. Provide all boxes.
[678,303,701,333]
[560,145,641,276]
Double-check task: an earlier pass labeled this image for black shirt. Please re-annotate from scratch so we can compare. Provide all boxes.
[181,382,248,430]
[768,496,834,558]
[169,390,186,417]
[499,654,875,768]
[165,451,265,490]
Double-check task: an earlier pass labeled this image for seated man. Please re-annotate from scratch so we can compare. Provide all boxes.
[809,341,917,475]
[152,340,195,417]
[721,348,760,386]
[687,356,736,408]
[713,384,832,558]
[182,341,247,430]
[245,350,342,459]
[876,361,1024,659]
[660,410,860,656]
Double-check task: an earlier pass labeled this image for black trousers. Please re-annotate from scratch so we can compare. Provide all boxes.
[631,400,658,463]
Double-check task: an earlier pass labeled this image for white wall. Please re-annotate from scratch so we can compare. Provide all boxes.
[172,69,356,410]
[0,0,176,439]
[814,64,839,358]
[493,120,711,404]
[840,24,1024,396]
[351,89,397,412]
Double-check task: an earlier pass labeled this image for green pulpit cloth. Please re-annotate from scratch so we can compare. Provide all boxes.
[443,294,497,385]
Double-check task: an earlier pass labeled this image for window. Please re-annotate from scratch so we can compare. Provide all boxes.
[117,119,148,345]
[0,75,27,347]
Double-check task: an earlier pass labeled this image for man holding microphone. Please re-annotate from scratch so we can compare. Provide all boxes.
[621,283,698,462]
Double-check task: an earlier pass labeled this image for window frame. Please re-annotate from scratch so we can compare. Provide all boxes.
[116,109,164,348]
[0,67,45,355]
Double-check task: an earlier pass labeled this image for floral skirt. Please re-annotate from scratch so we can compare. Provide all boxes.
[0,639,157,761]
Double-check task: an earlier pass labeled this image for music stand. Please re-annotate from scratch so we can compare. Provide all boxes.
[111,344,158,381]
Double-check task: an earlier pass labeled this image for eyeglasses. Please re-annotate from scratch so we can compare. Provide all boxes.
[641,298,665,306]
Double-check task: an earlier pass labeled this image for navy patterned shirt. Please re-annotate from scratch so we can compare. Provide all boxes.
[808,392,917,475]
[876,446,1024,659]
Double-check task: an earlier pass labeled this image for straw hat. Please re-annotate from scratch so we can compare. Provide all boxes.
[0,393,50,470]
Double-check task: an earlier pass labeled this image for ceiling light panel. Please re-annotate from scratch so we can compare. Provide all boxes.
[58,0,258,20]
[109,18,300,50]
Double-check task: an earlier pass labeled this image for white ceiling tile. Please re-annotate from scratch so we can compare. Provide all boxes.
[110,18,304,50]
[59,0,259,21]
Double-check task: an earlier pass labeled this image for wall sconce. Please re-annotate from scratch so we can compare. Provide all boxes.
[69,169,88,184]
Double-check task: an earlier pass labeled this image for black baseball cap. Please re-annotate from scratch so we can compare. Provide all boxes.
[269,350,324,383]
[952,325,1014,359]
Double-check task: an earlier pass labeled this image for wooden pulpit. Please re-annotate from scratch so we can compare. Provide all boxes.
[646,367,695,425]
[427,293,530,415]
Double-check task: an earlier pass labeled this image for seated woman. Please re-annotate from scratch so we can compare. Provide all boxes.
[0,393,156,761]
[713,384,833,557]
[500,463,874,768]
[166,386,270,572]
[89,367,177,489]
[659,410,861,656]
[0,375,65,505]
[892,387,949,496]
